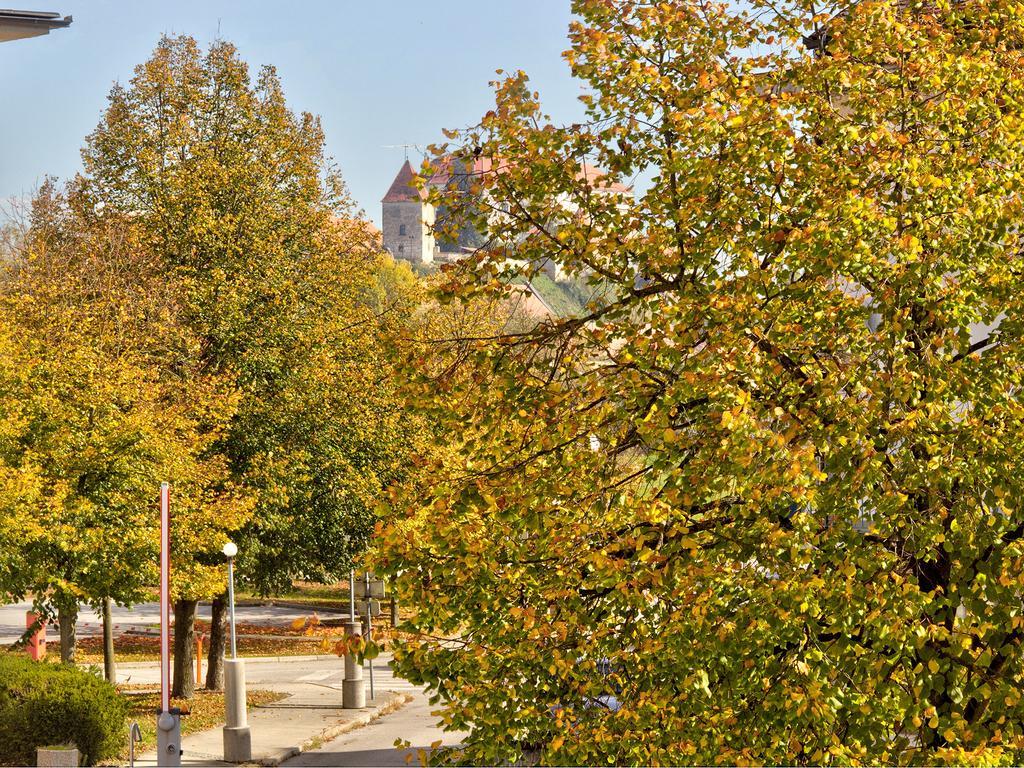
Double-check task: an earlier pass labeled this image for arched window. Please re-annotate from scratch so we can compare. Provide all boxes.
[399,224,407,236]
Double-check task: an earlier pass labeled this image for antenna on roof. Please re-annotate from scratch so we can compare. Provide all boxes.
[382,144,422,162]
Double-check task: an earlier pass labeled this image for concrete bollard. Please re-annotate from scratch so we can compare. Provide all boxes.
[156,709,182,767]
[223,658,251,762]
[341,619,365,709]
[36,746,77,767]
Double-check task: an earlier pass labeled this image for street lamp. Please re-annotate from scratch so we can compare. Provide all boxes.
[222,541,238,658]
[221,541,250,762]
[341,540,365,709]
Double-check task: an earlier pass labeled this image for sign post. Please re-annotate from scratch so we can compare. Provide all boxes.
[156,482,182,767]
[364,572,375,702]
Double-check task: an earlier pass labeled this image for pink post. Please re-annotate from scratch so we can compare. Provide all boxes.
[24,611,46,660]
[160,481,170,714]
[156,481,182,766]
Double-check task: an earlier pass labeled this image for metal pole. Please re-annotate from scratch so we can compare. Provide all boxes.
[157,482,181,767]
[390,578,398,628]
[227,557,237,659]
[365,572,374,701]
[367,604,374,701]
[342,565,365,708]
[222,541,250,761]
[349,569,356,622]
[160,483,170,715]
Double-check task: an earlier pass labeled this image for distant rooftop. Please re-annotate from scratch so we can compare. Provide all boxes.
[425,155,630,195]
[0,8,72,43]
[381,160,427,203]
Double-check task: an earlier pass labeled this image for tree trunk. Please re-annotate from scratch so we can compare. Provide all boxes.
[56,598,77,664]
[205,593,227,691]
[102,597,116,682]
[172,598,197,699]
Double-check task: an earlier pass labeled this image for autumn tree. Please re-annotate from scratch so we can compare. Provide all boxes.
[375,0,1024,764]
[0,184,246,666]
[81,36,423,695]
[0,323,50,620]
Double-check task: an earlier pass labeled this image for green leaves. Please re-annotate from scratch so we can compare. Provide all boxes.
[373,0,1024,764]
[79,35,425,597]
[0,182,244,609]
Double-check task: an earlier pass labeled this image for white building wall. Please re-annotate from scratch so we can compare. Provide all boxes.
[382,201,436,265]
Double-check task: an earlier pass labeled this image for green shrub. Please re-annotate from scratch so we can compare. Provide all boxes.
[0,653,127,766]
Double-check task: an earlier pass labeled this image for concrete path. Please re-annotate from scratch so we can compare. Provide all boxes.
[283,689,467,767]
[131,654,420,766]
[134,686,408,766]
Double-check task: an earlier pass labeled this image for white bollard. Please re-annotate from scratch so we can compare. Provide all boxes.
[223,658,251,762]
[341,620,366,709]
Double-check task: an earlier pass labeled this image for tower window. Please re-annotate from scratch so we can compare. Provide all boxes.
[398,245,404,253]
[399,224,407,236]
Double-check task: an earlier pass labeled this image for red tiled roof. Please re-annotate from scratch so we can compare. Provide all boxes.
[388,155,630,200]
[429,155,628,193]
[507,281,556,320]
[382,160,426,203]
[578,163,631,194]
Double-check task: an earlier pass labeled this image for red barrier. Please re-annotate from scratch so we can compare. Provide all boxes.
[25,611,46,660]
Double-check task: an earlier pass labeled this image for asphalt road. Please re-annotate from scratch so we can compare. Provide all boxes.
[115,652,346,686]
[0,600,328,645]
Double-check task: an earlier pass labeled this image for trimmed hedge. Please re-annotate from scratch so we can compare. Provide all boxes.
[0,653,127,766]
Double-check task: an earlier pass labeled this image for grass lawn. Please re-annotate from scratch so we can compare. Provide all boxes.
[238,580,353,611]
[128,580,356,612]
[100,687,286,764]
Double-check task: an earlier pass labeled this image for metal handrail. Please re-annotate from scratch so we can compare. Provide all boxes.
[128,721,142,767]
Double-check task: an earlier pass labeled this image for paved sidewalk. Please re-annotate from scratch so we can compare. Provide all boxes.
[131,655,413,766]
[283,692,466,767]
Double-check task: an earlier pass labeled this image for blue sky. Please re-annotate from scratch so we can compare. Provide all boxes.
[0,1,587,225]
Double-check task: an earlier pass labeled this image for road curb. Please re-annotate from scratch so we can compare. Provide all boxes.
[257,690,415,766]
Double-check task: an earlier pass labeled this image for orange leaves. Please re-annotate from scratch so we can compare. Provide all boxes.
[331,634,366,659]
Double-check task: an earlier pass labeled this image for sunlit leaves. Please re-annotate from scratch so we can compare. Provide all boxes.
[0,184,245,610]
[80,35,425,596]
[376,0,1024,764]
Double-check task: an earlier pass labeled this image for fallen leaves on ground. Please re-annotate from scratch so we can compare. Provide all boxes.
[99,687,286,764]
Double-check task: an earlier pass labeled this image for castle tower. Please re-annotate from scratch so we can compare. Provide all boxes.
[381,160,436,266]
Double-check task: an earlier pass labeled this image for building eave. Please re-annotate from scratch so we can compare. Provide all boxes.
[0,9,72,43]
